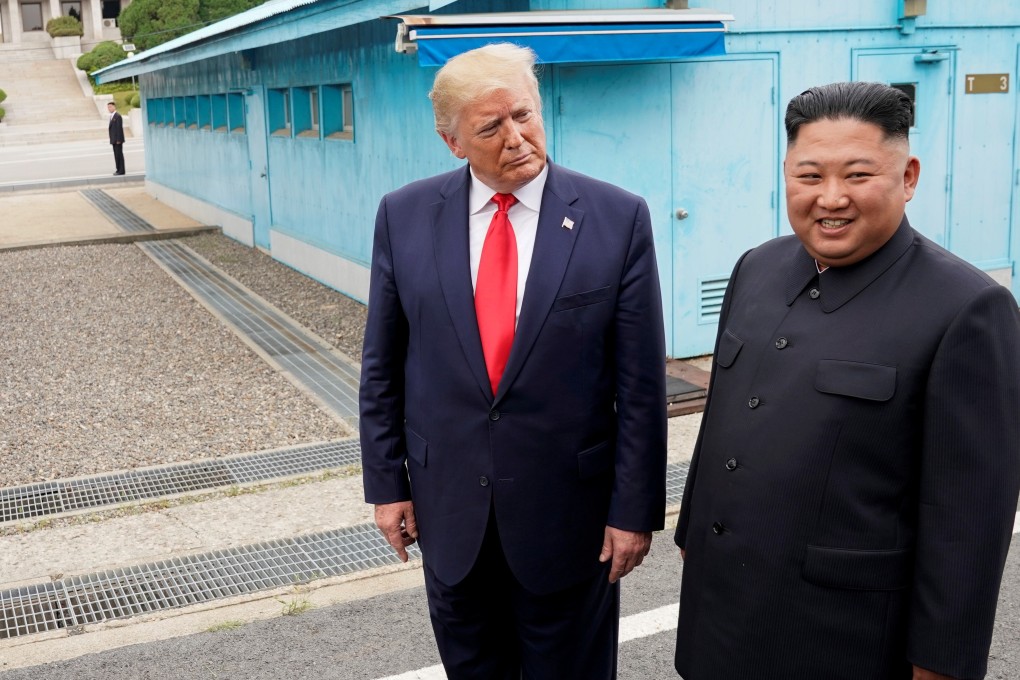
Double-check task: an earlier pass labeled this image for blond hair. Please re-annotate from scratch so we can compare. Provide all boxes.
[429,43,542,135]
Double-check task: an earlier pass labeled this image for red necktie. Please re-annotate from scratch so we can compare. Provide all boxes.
[475,193,518,395]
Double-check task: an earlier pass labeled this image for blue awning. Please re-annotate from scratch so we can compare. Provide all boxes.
[391,9,732,67]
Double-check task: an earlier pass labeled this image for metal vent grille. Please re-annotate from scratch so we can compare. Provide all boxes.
[0,438,361,525]
[698,276,729,323]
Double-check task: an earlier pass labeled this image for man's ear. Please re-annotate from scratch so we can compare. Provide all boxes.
[903,155,921,203]
[439,130,466,159]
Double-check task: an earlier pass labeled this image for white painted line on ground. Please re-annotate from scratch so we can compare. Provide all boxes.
[374,603,680,680]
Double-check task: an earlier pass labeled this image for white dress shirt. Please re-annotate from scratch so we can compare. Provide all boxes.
[468,164,548,324]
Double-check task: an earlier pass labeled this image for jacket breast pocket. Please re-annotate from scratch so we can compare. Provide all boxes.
[714,329,743,368]
[802,545,912,591]
[552,285,612,312]
[577,440,613,479]
[815,360,896,402]
[405,426,427,467]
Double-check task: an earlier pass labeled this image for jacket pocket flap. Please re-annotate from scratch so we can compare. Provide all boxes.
[577,440,613,479]
[405,427,427,467]
[715,329,743,368]
[815,360,896,402]
[802,545,911,591]
[553,285,612,312]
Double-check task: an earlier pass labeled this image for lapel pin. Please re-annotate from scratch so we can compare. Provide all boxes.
[561,217,574,230]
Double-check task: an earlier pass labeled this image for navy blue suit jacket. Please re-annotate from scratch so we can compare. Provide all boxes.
[360,161,667,594]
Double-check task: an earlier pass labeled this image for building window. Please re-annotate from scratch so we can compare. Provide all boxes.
[268,88,291,136]
[174,97,186,128]
[211,94,227,132]
[196,95,211,130]
[310,88,319,131]
[22,3,43,31]
[185,96,199,129]
[61,2,81,20]
[227,92,245,134]
[322,83,353,140]
[890,83,916,128]
[292,86,317,138]
[146,98,161,125]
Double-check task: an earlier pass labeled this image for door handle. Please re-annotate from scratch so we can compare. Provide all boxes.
[675,208,689,220]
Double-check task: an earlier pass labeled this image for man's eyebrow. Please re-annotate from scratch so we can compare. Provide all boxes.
[792,158,878,167]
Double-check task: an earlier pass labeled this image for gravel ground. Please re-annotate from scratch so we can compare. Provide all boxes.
[184,233,368,363]
[0,242,354,488]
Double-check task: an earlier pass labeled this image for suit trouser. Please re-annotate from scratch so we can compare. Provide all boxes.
[423,509,620,680]
[112,143,125,174]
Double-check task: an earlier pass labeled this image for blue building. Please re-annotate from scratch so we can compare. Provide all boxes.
[96,0,1020,358]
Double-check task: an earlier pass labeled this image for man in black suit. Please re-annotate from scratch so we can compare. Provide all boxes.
[107,101,125,175]
[360,43,667,679]
[675,81,1020,679]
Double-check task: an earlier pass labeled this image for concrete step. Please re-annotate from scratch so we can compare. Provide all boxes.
[0,45,57,61]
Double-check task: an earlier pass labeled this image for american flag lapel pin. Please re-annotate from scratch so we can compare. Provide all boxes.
[561,217,574,230]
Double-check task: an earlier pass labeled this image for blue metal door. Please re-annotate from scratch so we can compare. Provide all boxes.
[554,63,674,351]
[245,89,272,250]
[555,58,777,358]
[669,58,778,356]
[855,48,953,247]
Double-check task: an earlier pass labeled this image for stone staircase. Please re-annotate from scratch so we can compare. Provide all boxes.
[0,45,123,146]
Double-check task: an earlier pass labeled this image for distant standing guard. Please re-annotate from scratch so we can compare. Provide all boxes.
[674,81,1020,680]
[107,101,125,176]
[360,43,667,678]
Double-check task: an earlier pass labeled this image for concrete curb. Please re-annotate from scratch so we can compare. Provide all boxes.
[0,172,145,194]
[0,224,221,253]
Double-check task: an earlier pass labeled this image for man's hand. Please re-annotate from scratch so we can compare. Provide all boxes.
[680,548,686,561]
[912,666,955,680]
[599,526,652,583]
[375,501,418,562]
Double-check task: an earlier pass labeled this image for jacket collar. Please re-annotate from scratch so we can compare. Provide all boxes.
[784,215,916,312]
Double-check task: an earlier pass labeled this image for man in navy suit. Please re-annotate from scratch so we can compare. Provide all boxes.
[675,81,1020,680]
[359,43,667,678]
[107,101,125,176]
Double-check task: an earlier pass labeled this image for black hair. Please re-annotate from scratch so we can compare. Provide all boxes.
[785,81,913,145]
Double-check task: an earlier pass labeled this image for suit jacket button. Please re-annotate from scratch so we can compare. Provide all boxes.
[489,409,500,421]
[712,522,725,535]
[748,396,760,409]
[725,458,738,471]
[775,337,789,349]
[809,288,821,299]
[479,476,489,487]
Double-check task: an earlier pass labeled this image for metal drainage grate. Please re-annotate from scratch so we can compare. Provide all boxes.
[0,438,362,525]
[0,460,690,640]
[666,461,689,506]
[141,239,361,423]
[80,189,156,233]
[0,523,420,639]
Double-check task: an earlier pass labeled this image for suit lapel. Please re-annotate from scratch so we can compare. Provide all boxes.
[431,167,492,400]
[497,163,582,402]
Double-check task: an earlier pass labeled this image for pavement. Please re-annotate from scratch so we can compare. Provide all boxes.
[0,179,705,674]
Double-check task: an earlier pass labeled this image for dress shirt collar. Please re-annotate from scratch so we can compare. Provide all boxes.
[468,163,549,215]
[784,215,916,311]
